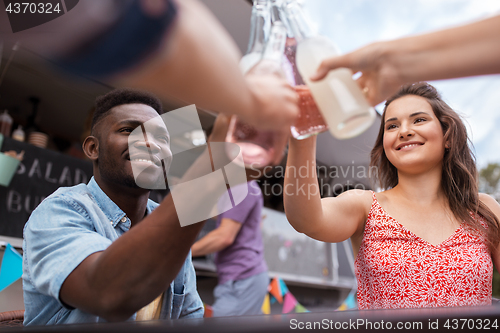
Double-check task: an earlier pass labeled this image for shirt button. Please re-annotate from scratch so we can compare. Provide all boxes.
[110,221,113,225]
[121,217,127,223]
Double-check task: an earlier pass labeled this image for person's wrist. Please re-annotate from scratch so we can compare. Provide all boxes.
[289,135,316,149]
[242,75,265,126]
[384,38,419,85]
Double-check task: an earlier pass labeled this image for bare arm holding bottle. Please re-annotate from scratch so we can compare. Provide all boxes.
[283,136,371,243]
[311,14,500,106]
[2,0,298,131]
[118,0,299,131]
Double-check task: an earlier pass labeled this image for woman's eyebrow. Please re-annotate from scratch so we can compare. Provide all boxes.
[385,111,431,124]
[409,111,430,117]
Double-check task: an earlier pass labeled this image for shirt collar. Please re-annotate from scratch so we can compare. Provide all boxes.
[87,177,128,228]
[87,177,156,228]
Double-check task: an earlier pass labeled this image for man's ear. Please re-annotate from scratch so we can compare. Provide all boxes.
[83,136,99,161]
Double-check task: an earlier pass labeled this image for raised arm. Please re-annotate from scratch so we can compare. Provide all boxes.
[117,0,299,131]
[283,136,371,243]
[311,14,500,106]
[57,196,204,321]
[3,0,298,131]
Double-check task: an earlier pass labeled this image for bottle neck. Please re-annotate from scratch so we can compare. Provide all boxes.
[282,1,314,42]
[247,0,270,54]
[270,0,281,25]
[270,0,293,38]
[262,22,287,64]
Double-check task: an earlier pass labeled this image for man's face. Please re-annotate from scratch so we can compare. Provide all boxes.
[96,103,172,190]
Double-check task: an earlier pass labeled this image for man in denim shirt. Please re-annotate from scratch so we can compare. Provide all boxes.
[23,89,204,325]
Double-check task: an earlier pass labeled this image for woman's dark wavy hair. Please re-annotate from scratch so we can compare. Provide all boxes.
[370,82,500,252]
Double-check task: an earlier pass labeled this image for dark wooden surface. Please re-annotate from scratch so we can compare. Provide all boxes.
[4,304,500,332]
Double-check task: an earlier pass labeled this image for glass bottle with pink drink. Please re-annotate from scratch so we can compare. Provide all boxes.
[226,0,289,169]
[284,0,375,140]
[272,0,328,140]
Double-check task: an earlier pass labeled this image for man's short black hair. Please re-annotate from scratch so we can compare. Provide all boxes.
[92,88,164,133]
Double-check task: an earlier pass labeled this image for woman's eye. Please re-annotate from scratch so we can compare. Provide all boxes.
[414,118,426,124]
[386,124,397,130]
[120,128,133,133]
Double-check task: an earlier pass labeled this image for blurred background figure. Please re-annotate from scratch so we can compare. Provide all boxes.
[191,175,268,317]
[192,115,268,317]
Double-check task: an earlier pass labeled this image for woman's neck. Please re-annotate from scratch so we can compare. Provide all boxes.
[392,165,446,206]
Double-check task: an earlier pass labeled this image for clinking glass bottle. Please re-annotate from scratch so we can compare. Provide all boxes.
[271,0,328,140]
[239,0,270,74]
[226,0,289,169]
[283,0,375,140]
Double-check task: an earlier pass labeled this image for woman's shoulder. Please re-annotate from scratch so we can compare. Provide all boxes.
[372,189,392,206]
[479,192,497,203]
[336,189,374,213]
[338,188,374,199]
[479,193,500,217]
[333,189,374,243]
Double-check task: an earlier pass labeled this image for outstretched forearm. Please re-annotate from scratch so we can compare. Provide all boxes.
[61,144,234,321]
[4,0,298,131]
[388,14,500,84]
[116,0,251,117]
[283,136,324,235]
[61,194,205,322]
[191,229,231,257]
[114,0,299,131]
[312,14,500,106]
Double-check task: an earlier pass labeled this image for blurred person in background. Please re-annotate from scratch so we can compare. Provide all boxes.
[192,116,268,317]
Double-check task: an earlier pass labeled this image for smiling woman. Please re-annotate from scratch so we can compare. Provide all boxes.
[382,96,445,174]
[371,82,499,250]
[303,0,500,167]
[283,82,500,310]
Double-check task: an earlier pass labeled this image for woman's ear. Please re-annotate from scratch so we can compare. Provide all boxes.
[83,136,99,161]
[444,142,451,153]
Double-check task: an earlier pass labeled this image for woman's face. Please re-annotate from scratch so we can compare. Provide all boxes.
[383,95,446,175]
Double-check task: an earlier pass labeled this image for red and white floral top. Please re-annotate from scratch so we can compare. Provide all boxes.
[355,191,493,309]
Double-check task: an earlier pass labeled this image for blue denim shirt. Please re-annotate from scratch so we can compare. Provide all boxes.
[22,177,203,325]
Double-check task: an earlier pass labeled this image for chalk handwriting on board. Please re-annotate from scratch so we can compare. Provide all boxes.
[0,137,92,238]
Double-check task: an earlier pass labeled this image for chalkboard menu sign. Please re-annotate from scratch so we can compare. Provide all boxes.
[0,137,93,239]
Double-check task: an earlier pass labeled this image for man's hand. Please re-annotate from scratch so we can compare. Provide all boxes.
[240,73,299,131]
